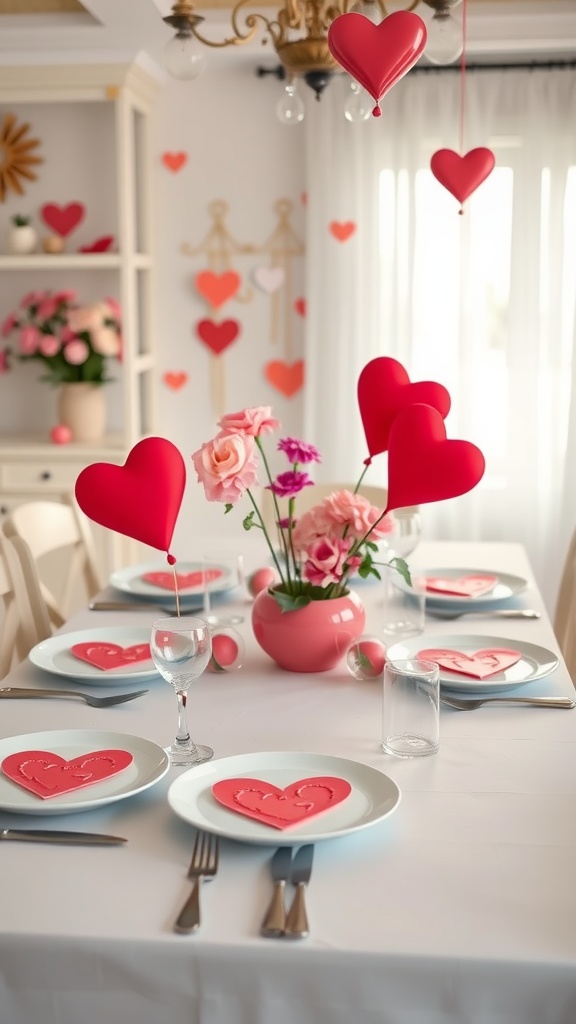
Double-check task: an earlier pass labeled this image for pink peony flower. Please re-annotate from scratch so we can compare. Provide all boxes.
[218,406,280,438]
[63,339,90,365]
[53,290,77,305]
[277,437,321,464]
[35,295,60,321]
[66,304,103,335]
[291,505,336,551]
[38,335,61,357]
[1,313,18,337]
[302,537,354,587]
[322,490,393,540]
[19,325,41,355]
[192,431,258,504]
[20,290,46,310]
[267,471,314,499]
[91,326,121,357]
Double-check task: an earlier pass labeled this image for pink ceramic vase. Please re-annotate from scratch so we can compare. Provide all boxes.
[251,588,366,673]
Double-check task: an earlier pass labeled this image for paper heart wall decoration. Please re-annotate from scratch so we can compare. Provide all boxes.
[212,776,352,830]
[196,319,239,355]
[40,202,85,238]
[162,151,188,172]
[386,403,485,512]
[294,297,306,317]
[328,11,427,116]
[2,749,133,799]
[163,371,188,391]
[196,270,241,309]
[430,148,496,206]
[75,436,186,561]
[329,220,356,242]
[357,356,451,462]
[253,266,285,294]
[265,359,304,397]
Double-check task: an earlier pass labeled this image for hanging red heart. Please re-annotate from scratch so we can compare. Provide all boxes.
[265,359,305,397]
[357,357,451,462]
[195,270,241,309]
[329,220,356,242]
[386,403,485,512]
[196,319,239,355]
[328,11,427,117]
[430,148,495,205]
[162,151,188,173]
[41,202,85,237]
[74,437,186,559]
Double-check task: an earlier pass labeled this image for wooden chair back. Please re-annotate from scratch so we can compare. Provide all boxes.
[0,527,52,679]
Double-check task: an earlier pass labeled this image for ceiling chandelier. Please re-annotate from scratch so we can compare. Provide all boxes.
[162,0,464,102]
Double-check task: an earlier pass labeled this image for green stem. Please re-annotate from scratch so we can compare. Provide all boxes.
[246,488,287,587]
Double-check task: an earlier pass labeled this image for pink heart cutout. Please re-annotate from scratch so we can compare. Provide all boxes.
[196,271,241,309]
[212,775,352,830]
[357,356,451,461]
[1,748,133,799]
[162,151,188,173]
[265,359,304,397]
[425,575,498,598]
[71,642,151,671]
[41,202,85,238]
[196,319,239,355]
[418,647,522,680]
[141,569,224,591]
[253,266,285,294]
[329,220,356,242]
[430,148,496,205]
[328,11,427,113]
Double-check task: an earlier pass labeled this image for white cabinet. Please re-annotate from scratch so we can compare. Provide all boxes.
[0,63,160,575]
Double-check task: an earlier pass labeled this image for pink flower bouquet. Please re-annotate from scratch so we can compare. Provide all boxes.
[1,289,122,386]
[192,406,409,612]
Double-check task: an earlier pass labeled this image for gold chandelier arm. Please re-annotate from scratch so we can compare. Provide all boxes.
[189,0,275,48]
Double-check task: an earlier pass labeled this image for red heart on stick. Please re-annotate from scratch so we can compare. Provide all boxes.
[41,202,85,238]
[70,642,151,671]
[1,748,133,799]
[386,404,485,512]
[328,11,427,116]
[357,357,451,461]
[196,271,241,309]
[212,776,352,830]
[75,437,186,557]
[430,148,496,205]
[196,319,239,355]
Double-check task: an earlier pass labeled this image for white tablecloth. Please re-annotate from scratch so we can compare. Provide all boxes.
[1,541,576,1024]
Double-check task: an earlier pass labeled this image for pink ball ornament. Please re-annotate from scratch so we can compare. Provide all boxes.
[51,424,72,445]
[208,627,245,673]
[248,566,277,598]
[346,636,387,681]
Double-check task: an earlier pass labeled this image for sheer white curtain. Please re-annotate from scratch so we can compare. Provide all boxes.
[303,67,576,611]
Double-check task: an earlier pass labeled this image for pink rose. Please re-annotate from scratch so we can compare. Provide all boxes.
[36,295,59,321]
[1,313,18,337]
[192,430,258,504]
[38,335,61,357]
[18,325,41,355]
[322,490,393,540]
[20,290,46,310]
[66,304,103,335]
[291,505,335,551]
[53,290,77,306]
[218,406,280,437]
[63,339,89,365]
[91,326,121,356]
[302,537,353,587]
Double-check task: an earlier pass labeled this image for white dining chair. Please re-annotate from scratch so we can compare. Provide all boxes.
[2,496,103,629]
[0,527,52,679]
[553,529,576,683]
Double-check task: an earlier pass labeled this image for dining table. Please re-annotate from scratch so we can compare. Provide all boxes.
[1,538,576,1024]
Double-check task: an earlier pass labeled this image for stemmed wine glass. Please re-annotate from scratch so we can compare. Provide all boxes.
[150,615,213,766]
[388,509,422,560]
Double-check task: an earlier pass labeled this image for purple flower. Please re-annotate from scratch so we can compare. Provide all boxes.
[267,471,314,499]
[278,437,321,465]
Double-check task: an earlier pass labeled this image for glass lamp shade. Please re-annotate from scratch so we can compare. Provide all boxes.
[164,31,206,80]
[425,13,463,65]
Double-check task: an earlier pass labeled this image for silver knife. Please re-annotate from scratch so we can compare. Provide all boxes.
[284,844,314,939]
[0,829,127,845]
[89,601,203,615]
[260,846,292,937]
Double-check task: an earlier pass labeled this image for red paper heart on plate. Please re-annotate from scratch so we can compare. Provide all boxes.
[430,148,496,205]
[1,748,133,799]
[265,359,305,397]
[162,151,187,173]
[195,271,241,309]
[329,220,356,242]
[71,642,151,671]
[357,357,451,461]
[328,11,427,114]
[425,575,498,598]
[141,568,224,591]
[418,647,522,679]
[41,202,85,237]
[74,437,186,557]
[386,404,485,512]
[212,776,352,830]
[196,319,239,355]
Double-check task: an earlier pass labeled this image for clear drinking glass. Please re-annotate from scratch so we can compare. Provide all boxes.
[388,508,422,559]
[202,550,245,627]
[150,615,213,766]
[382,658,440,758]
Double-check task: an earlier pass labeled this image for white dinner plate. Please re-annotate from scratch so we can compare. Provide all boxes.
[386,633,559,692]
[0,729,169,815]
[29,627,160,685]
[109,561,236,600]
[394,567,528,609]
[168,751,401,846]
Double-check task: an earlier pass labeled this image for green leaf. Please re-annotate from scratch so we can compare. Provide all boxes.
[272,590,312,613]
[242,511,255,530]
[365,540,379,552]
[388,557,412,586]
[224,503,233,515]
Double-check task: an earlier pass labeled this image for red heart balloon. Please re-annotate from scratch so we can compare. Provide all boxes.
[430,148,495,205]
[386,404,485,512]
[328,11,427,116]
[357,357,451,462]
[75,437,186,558]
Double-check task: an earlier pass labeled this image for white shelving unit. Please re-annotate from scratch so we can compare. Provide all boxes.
[0,62,160,573]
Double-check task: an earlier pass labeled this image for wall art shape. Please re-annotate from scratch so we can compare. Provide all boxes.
[253,265,285,294]
[41,202,85,238]
[294,297,306,317]
[255,198,305,359]
[196,319,240,356]
[196,269,241,309]
[0,113,43,202]
[163,371,189,391]
[329,220,356,242]
[265,359,304,398]
[162,151,188,173]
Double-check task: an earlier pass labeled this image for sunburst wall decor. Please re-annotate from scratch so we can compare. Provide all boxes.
[0,113,43,202]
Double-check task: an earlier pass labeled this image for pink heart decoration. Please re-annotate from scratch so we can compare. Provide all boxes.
[430,148,496,205]
[162,151,188,173]
[2,748,133,799]
[70,642,151,671]
[294,297,306,317]
[265,359,305,397]
[163,371,188,391]
[418,647,522,680]
[41,202,85,238]
[196,271,241,309]
[196,319,239,355]
[75,437,186,557]
[424,575,498,598]
[329,220,356,242]
[357,357,451,461]
[253,266,285,294]
[141,569,224,591]
[386,404,485,512]
[328,11,427,116]
[212,776,352,830]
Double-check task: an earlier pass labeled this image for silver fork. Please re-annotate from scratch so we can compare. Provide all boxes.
[440,693,575,711]
[0,686,148,708]
[174,831,220,934]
